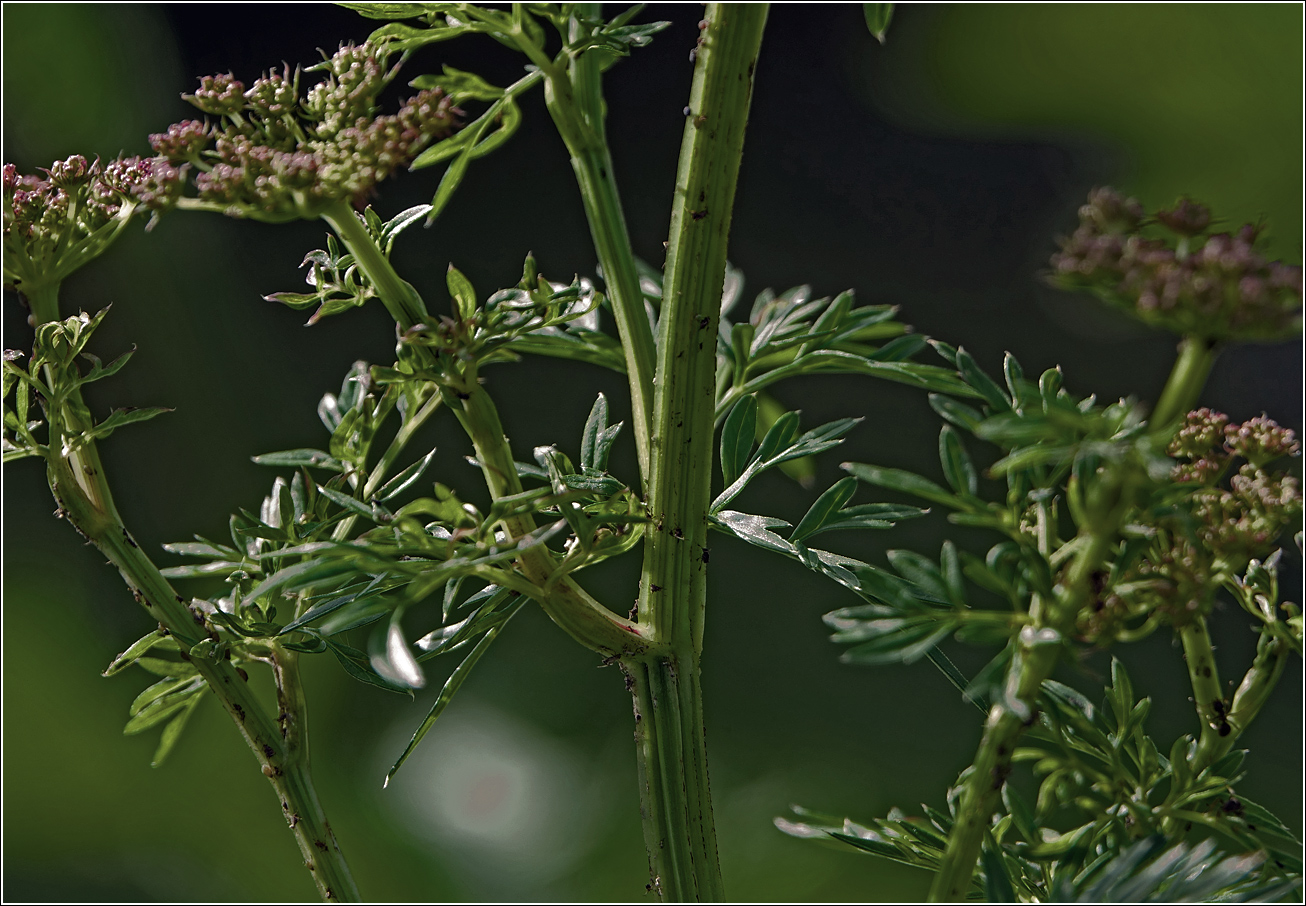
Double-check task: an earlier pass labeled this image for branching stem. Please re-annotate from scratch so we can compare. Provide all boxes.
[28,284,358,902]
[322,196,651,657]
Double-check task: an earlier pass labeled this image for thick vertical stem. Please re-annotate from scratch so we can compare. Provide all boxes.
[30,285,359,902]
[631,6,768,901]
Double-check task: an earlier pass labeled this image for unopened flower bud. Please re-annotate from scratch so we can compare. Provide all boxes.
[185,73,246,116]
[1172,457,1224,485]
[150,120,209,160]
[1169,408,1230,459]
[1155,197,1211,237]
[45,154,94,188]
[1080,187,1144,234]
[1049,188,1302,341]
[244,67,300,116]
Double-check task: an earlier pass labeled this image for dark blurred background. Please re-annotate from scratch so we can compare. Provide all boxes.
[3,4,1301,901]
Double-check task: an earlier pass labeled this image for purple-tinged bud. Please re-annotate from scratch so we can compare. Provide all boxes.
[271,150,319,189]
[1155,197,1211,237]
[45,154,94,188]
[1080,186,1144,234]
[1048,188,1301,341]
[150,120,210,160]
[1267,262,1303,293]
[1172,457,1224,485]
[185,73,246,116]
[132,158,187,212]
[195,163,246,205]
[97,156,186,212]
[396,87,458,138]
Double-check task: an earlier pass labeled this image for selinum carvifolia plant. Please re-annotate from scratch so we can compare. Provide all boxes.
[3,4,1301,902]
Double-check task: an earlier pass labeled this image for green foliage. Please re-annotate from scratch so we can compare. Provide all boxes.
[763,243,1301,899]
[3,309,169,463]
[862,4,895,45]
[5,4,1301,902]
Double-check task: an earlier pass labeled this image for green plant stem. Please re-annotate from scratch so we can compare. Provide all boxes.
[1178,616,1230,773]
[1151,335,1217,429]
[1183,614,1290,775]
[930,533,1113,902]
[28,283,358,902]
[321,201,430,330]
[536,5,658,488]
[630,6,768,900]
[448,372,653,657]
[933,324,1223,899]
[323,198,651,657]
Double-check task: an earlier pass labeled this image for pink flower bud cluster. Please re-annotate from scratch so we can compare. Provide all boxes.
[1163,409,1302,566]
[150,42,459,220]
[1225,415,1301,468]
[1191,465,1302,563]
[1088,409,1301,638]
[303,43,390,136]
[1168,409,1300,486]
[4,154,187,289]
[1049,188,1302,341]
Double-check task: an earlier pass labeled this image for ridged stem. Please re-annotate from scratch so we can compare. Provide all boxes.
[630,6,769,900]
[1179,616,1230,773]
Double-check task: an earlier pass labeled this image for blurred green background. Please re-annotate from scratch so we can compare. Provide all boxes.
[3,4,1301,901]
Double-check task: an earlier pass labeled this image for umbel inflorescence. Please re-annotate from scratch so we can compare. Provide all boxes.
[1079,408,1303,644]
[3,155,185,297]
[1050,187,1303,341]
[156,41,460,220]
[4,39,459,303]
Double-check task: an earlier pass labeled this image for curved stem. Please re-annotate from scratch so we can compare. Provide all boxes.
[321,201,650,657]
[1186,620,1291,775]
[1225,632,1290,745]
[631,6,769,900]
[29,286,359,902]
[450,374,654,657]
